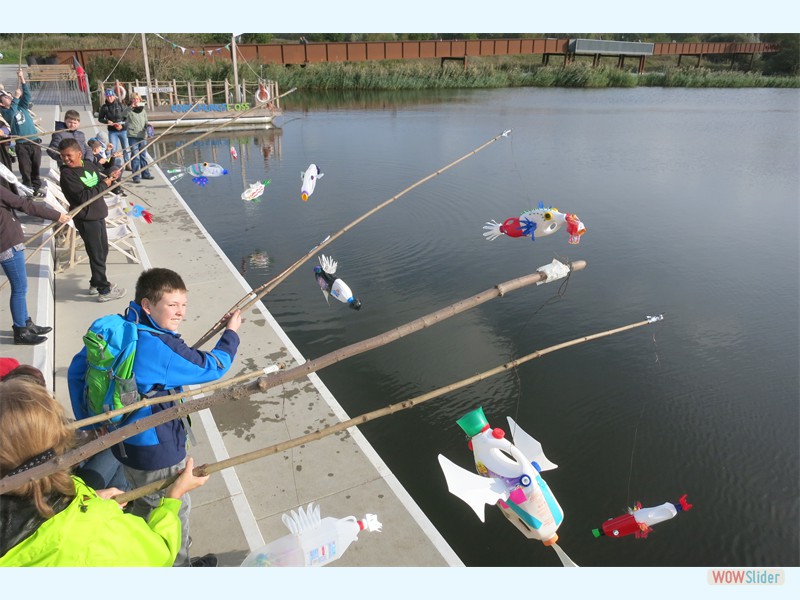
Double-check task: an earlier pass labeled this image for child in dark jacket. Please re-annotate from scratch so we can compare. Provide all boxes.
[47,110,92,168]
[68,267,242,567]
[57,138,125,302]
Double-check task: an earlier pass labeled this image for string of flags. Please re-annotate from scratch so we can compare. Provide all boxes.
[152,33,233,57]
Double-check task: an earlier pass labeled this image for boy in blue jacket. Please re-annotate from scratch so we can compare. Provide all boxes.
[68,267,242,567]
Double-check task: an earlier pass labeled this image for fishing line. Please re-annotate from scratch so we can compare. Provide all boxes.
[99,34,138,88]
[624,315,665,507]
[508,263,574,422]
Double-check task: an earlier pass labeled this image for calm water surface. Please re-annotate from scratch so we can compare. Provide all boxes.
[156,87,799,567]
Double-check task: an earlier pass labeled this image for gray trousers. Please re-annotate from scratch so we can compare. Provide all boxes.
[124,459,191,567]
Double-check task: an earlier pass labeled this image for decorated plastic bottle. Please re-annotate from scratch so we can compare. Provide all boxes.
[241,502,382,567]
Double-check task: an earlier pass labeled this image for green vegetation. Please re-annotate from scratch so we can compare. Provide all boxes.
[2,33,797,90]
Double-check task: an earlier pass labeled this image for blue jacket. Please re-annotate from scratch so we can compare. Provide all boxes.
[0,84,39,140]
[68,301,240,471]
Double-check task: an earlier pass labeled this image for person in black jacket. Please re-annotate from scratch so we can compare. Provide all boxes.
[47,110,91,168]
[97,89,129,168]
[57,138,125,302]
[1,186,70,344]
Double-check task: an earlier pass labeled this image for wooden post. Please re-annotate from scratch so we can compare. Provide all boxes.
[154,78,161,107]
[206,79,212,104]
[224,78,230,104]
[171,79,177,105]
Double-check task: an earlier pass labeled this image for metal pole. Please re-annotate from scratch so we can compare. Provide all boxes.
[232,34,240,103]
[141,33,153,107]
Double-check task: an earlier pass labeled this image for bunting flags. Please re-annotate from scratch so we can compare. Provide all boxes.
[152,33,231,57]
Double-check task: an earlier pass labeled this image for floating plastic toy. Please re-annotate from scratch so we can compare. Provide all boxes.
[241,179,271,202]
[301,164,323,201]
[241,502,381,567]
[125,203,153,223]
[484,201,586,245]
[166,162,228,186]
[230,146,238,160]
[314,254,361,310]
[438,407,578,566]
[592,495,693,539]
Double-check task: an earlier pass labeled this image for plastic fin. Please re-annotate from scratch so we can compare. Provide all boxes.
[506,416,558,471]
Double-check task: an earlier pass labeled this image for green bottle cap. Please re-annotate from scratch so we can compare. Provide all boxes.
[456,407,489,438]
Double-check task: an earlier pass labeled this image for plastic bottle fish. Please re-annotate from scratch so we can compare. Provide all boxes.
[438,407,577,566]
[241,179,271,202]
[230,146,238,160]
[483,201,586,244]
[0,163,34,196]
[166,162,229,186]
[241,502,381,567]
[592,495,693,539]
[125,203,153,223]
[301,164,323,201]
[313,254,361,310]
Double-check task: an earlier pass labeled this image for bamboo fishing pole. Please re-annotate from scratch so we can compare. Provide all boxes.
[71,260,586,429]
[0,97,209,293]
[0,261,585,493]
[192,129,514,349]
[19,88,297,251]
[114,314,666,504]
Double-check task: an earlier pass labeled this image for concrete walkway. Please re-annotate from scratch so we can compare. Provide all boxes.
[1,78,461,566]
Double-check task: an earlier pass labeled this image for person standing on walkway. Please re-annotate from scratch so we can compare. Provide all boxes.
[0,69,44,197]
[125,93,153,183]
[47,109,92,169]
[57,138,125,302]
[68,268,242,567]
[97,88,129,169]
[1,185,70,344]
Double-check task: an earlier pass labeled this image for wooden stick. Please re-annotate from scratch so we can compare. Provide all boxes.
[0,261,586,493]
[71,261,584,429]
[192,129,513,348]
[114,313,664,504]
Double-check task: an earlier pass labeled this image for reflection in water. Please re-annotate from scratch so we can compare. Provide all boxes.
[165,88,799,569]
[240,249,271,275]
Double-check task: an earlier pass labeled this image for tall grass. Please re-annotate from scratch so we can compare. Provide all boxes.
[639,66,799,88]
[79,55,799,91]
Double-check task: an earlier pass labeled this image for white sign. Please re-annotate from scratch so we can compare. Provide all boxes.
[134,86,174,95]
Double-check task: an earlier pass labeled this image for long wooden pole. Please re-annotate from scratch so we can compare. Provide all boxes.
[114,314,665,503]
[192,129,513,349]
[141,34,153,107]
[0,262,587,494]
[72,261,585,429]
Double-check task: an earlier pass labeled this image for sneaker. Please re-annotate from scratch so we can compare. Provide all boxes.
[118,187,129,198]
[141,173,154,180]
[33,189,46,198]
[132,177,141,184]
[97,285,126,303]
[189,554,218,567]
[88,286,99,296]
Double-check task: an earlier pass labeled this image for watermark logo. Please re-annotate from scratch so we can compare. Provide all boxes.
[708,569,784,585]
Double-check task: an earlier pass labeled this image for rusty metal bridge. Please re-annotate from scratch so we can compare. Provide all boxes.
[57,38,780,75]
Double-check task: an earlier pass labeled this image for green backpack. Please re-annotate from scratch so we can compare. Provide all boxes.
[81,314,143,424]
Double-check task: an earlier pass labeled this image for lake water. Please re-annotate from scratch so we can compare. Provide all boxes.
[155,87,799,567]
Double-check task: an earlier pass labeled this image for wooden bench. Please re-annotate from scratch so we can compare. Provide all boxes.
[26,65,76,82]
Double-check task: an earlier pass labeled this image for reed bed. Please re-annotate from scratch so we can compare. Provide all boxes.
[78,55,799,91]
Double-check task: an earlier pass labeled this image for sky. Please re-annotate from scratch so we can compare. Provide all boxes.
[3,0,797,597]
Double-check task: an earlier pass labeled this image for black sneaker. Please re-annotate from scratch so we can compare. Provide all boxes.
[189,554,218,567]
